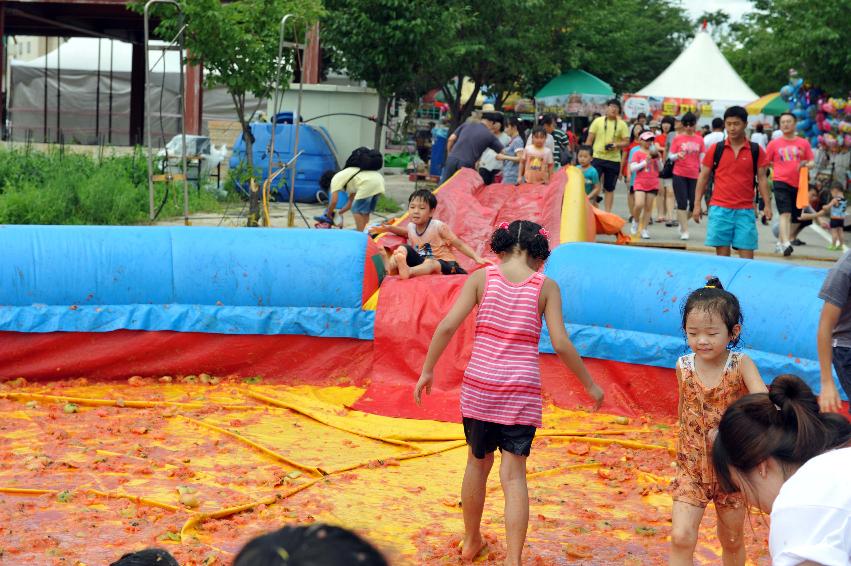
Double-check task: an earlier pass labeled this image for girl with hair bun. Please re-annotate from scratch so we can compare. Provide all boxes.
[415,219,603,566]
[670,277,768,566]
[713,374,851,566]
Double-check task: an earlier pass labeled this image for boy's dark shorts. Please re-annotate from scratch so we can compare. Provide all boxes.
[830,218,845,229]
[831,346,851,414]
[773,181,799,215]
[401,245,467,275]
[462,417,536,459]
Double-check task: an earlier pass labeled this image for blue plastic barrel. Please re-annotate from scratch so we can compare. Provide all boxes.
[429,134,447,177]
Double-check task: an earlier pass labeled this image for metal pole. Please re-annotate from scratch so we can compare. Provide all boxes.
[56,37,61,142]
[144,0,180,221]
[267,13,295,227]
[288,24,306,228]
[95,38,101,142]
[108,39,113,144]
[178,17,189,226]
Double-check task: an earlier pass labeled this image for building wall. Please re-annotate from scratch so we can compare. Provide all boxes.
[271,83,382,163]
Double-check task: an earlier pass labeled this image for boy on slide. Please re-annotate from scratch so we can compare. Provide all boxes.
[370,189,489,278]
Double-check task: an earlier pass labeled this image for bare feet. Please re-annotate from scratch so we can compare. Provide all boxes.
[460,532,486,562]
[394,248,410,279]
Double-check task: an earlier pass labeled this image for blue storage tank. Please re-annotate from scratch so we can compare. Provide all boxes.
[229,112,340,203]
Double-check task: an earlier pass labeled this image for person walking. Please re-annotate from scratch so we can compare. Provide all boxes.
[766,112,815,256]
[586,99,629,212]
[478,117,511,185]
[656,116,676,225]
[693,106,772,259]
[750,123,768,150]
[441,113,505,185]
[702,117,725,149]
[543,114,570,168]
[669,112,705,240]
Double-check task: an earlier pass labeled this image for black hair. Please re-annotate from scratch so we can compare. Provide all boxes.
[713,374,851,495]
[681,277,743,348]
[490,220,550,261]
[319,170,336,191]
[755,123,764,133]
[637,112,647,120]
[681,112,697,127]
[779,111,797,123]
[530,126,547,138]
[629,125,646,143]
[507,117,526,144]
[660,116,675,130]
[482,112,503,126]
[233,524,388,566]
[577,145,593,156]
[542,114,556,126]
[711,117,724,130]
[723,105,748,124]
[606,98,622,111]
[110,549,179,566]
[408,188,437,209]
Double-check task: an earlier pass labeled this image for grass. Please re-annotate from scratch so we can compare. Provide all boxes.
[375,193,402,214]
[0,147,238,225]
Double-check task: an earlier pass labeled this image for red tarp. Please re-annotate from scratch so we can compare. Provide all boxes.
[351,275,681,421]
[378,168,566,271]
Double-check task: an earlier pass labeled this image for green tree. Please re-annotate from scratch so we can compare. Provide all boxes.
[724,0,851,95]
[556,0,693,94]
[321,0,459,149]
[141,0,322,226]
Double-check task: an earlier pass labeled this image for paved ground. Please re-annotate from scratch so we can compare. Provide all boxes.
[158,169,843,269]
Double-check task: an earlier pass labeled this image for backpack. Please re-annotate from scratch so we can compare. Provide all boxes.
[344,147,383,171]
[710,141,760,190]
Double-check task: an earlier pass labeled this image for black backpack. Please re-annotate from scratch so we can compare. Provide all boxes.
[345,147,383,171]
[710,141,760,189]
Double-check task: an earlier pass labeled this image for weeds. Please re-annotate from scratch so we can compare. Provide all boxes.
[0,147,237,225]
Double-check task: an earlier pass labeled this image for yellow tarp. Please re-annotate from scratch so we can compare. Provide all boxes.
[0,379,770,564]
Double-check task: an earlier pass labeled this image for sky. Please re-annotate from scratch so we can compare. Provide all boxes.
[681,0,753,22]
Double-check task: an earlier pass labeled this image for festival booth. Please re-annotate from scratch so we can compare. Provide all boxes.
[534,69,614,117]
[622,29,758,125]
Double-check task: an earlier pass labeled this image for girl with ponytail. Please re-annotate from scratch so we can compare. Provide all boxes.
[670,277,768,565]
[713,374,851,565]
[414,220,603,565]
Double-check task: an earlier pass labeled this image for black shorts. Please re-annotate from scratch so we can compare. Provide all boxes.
[462,417,536,459]
[830,218,845,229]
[592,158,621,192]
[831,346,851,415]
[636,189,659,196]
[401,245,467,275]
[774,181,799,215]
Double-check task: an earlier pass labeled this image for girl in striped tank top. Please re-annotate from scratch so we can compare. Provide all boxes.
[415,220,604,565]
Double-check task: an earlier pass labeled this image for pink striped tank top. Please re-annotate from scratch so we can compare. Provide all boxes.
[461,265,546,428]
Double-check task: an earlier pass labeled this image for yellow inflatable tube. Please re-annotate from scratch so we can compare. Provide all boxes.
[559,166,596,243]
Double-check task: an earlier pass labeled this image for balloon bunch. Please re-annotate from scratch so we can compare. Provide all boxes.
[779,73,851,149]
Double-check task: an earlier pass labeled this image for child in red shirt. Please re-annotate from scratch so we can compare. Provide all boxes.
[629,131,663,239]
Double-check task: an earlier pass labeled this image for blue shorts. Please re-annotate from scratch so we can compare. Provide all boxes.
[705,205,758,250]
[351,194,380,215]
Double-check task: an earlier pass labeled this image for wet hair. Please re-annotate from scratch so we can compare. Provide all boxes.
[577,145,593,156]
[779,111,796,123]
[110,549,179,566]
[530,126,547,138]
[723,105,748,124]
[681,112,697,127]
[408,189,437,209]
[233,524,388,566]
[711,117,724,130]
[490,220,551,261]
[606,98,622,112]
[681,277,743,348]
[713,374,851,495]
[541,114,556,126]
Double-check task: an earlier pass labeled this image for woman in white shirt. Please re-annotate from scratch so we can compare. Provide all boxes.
[750,123,769,150]
[712,374,851,566]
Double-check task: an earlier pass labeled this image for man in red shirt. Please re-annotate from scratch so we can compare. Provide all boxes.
[693,106,773,259]
[766,112,816,256]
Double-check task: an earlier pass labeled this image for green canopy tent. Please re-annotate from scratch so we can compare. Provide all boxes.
[535,70,614,116]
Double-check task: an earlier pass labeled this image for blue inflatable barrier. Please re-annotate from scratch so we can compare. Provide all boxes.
[0,226,374,339]
[540,243,839,397]
[229,112,339,203]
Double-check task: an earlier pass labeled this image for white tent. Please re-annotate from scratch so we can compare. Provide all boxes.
[637,30,757,103]
[9,37,258,146]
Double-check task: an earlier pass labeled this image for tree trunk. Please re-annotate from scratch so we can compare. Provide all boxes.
[373,94,388,150]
